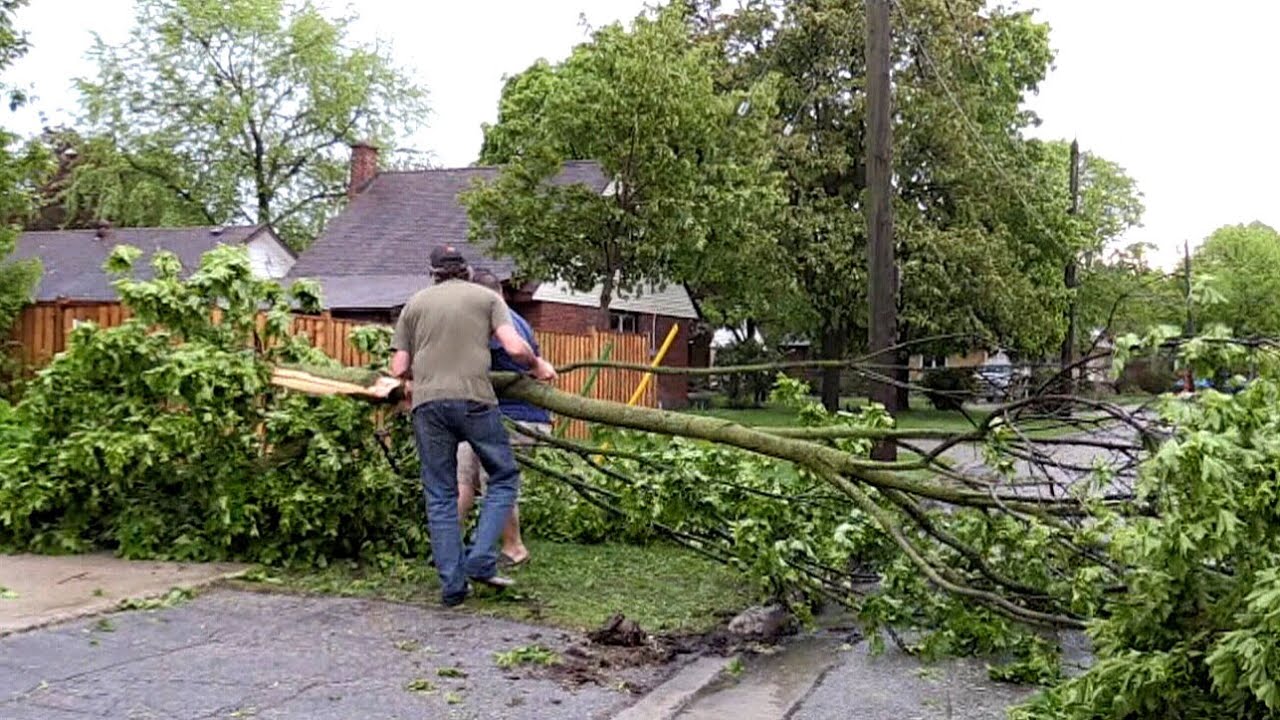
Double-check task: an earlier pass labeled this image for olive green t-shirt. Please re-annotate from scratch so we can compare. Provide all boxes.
[392,279,513,409]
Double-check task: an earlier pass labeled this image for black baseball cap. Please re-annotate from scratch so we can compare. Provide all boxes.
[430,245,467,270]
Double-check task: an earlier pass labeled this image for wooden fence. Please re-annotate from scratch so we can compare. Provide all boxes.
[7,302,657,424]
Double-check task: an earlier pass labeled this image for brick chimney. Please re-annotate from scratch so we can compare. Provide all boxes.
[348,142,380,199]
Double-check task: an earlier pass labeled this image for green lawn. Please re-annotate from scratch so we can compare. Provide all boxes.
[690,397,994,433]
[687,392,1133,436]
[235,540,755,634]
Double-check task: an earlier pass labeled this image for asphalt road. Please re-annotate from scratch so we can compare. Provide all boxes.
[0,589,662,720]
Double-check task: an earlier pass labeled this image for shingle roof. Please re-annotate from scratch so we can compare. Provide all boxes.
[9,225,270,302]
[531,280,700,320]
[288,161,610,310]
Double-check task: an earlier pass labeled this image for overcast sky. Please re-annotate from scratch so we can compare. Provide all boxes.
[7,1,1277,268]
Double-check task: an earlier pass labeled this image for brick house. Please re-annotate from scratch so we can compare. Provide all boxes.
[286,145,702,408]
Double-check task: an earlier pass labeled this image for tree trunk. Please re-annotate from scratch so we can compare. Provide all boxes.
[894,346,911,410]
[820,324,844,413]
[597,274,615,332]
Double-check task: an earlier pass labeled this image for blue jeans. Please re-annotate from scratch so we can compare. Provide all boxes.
[411,400,522,603]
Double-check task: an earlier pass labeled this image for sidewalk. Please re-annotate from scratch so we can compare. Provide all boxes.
[0,553,246,636]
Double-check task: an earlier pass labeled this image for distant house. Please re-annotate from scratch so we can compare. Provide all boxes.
[908,349,1011,381]
[287,144,702,408]
[10,223,295,303]
[6,223,295,367]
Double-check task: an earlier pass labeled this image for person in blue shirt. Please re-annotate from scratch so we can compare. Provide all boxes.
[455,270,553,567]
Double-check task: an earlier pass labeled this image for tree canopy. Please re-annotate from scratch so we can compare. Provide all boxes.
[22,126,211,230]
[74,0,428,248]
[0,0,42,335]
[1194,222,1280,337]
[464,4,786,329]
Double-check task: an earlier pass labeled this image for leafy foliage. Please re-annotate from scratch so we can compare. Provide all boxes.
[494,644,560,668]
[713,337,779,407]
[1194,222,1280,337]
[684,1,1144,406]
[920,367,977,411]
[75,0,428,246]
[9,225,1280,719]
[22,126,213,230]
[1077,242,1184,343]
[1012,336,1280,718]
[0,245,426,564]
[465,4,784,328]
[0,0,41,336]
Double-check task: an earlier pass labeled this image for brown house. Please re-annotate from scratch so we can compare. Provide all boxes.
[287,145,702,408]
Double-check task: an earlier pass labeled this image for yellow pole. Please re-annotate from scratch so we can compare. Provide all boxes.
[593,323,680,461]
[627,323,680,406]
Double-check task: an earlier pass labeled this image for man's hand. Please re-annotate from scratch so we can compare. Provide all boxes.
[530,357,557,383]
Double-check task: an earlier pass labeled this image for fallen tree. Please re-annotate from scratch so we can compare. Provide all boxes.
[5,246,1280,717]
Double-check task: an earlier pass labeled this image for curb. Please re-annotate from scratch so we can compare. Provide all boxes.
[613,653,740,720]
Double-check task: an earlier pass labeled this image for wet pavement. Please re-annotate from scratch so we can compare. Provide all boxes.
[0,588,662,720]
[665,631,1043,720]
[791,640,1037,719]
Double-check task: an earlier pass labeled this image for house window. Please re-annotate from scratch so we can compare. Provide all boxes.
[609,311,639,334]
[922,355,946,370]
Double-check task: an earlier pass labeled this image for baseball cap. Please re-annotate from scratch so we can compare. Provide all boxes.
[430,245,467,270]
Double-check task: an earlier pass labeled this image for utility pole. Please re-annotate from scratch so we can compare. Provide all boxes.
[1059,140,1081,392]
[1183,239,1195,391]
[866,0,897,460]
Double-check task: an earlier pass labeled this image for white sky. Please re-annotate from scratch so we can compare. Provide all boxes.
[7,0,1278,268]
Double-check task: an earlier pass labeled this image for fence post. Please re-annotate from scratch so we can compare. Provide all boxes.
[54,298,68,355]
[320,310,332,354]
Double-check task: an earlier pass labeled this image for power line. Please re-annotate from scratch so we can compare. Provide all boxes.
[887,0,1063,247]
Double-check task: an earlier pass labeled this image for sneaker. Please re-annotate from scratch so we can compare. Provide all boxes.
[442,585,471,607]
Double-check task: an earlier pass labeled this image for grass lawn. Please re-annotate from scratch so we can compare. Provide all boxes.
[687,393,1136,436]
[690,396,994,433]
[235,540,755,635]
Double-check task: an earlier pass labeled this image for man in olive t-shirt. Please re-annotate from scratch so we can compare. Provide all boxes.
[391,246,556,606]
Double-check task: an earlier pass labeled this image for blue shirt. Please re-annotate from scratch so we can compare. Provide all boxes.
[493,311,552,424]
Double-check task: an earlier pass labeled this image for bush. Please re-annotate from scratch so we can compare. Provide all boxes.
[714,338,778,407]
[921,367,977,410]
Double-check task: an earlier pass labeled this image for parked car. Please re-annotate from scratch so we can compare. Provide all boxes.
[974,364,1015,403]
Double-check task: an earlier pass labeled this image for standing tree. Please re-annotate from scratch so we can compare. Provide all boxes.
[1077,242,1181,344]
[0,0,43,336]
[687,0,1055,409]
[75,0,427,247]
[464,5,784,330]
[689,0,1143,410]
[1194,222,1280,337]
[22,126,211,230]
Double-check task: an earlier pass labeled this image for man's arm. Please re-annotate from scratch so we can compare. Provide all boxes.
[390,306,414,380]
[494,323,536,366]
[495,324,556,382]
[391,350,411,378]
